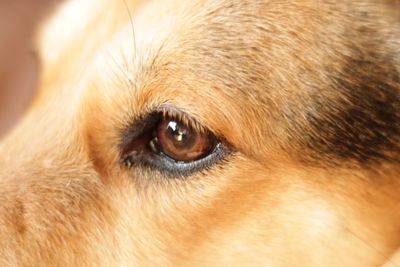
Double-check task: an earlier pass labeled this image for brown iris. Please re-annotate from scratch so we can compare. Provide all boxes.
[121,111,228,175]
[155,119,216,162]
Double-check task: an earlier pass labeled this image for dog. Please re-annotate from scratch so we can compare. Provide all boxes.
[0,0,399,266]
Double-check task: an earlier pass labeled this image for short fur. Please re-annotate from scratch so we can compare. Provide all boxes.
[0,0,399,266]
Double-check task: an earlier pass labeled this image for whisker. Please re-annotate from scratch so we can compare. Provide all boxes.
[106,49,134,88]
[122,0,137,66]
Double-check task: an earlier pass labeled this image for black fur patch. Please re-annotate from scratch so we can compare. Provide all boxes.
[301,45,400,165]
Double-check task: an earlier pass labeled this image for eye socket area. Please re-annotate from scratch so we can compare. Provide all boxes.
[121,110,229,177]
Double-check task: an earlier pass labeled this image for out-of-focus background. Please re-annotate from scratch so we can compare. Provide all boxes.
[0,1,59,138]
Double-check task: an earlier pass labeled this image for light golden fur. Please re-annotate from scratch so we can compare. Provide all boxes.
[0,0,399,266]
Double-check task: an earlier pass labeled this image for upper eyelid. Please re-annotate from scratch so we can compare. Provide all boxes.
[157,104,209,134]
[121,104,213,144]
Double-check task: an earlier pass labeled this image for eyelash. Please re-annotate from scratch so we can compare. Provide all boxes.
[120,108,232,178]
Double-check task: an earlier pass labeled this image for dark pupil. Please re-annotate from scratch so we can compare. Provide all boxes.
[166,121,196,149]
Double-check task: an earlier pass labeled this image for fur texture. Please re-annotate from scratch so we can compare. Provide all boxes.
[0,0,399,266]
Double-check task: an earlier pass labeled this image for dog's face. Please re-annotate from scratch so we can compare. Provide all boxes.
[0,0,399,266]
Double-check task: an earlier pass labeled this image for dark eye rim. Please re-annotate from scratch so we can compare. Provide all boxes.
[119,106,233,178]
[122,142,231,177]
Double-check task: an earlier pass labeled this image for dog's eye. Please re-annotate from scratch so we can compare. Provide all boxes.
[121,110,230,177]
[154,119,217,162]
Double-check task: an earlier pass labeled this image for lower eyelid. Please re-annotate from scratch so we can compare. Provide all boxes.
[123,142,232,178]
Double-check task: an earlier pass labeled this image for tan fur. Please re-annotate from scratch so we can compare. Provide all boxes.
[0,0,399,266]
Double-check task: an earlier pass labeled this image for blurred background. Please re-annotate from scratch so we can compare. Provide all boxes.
[0,1,59,139]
